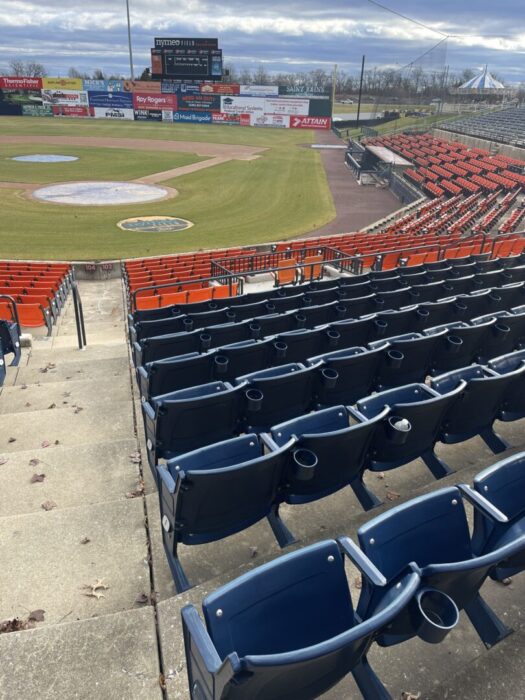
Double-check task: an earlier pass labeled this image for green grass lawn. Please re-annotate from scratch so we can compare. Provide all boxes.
[333,102,435,114]
[0,143,204,184]
[0,117,335,260]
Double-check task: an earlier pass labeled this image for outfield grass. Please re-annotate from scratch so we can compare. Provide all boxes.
[0,117,335,260]
[0,143,204,184]
[333,102,434,114]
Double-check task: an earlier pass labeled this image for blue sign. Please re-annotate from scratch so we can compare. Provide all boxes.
[172,110,213,124]
[87,91,133,108]
[83,79,123,91]
[162,80,201,94]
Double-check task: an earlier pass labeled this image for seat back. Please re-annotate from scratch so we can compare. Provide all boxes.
[275,258,298,286]
[488,348,525,419]
[427,320,494,374]
[313,346,383,406]
[274,329,325,364]
[141,352,214,400]
[371,332,443,390]
[136,328,203,365]
[302,255,324,282]
[213,339,273,381]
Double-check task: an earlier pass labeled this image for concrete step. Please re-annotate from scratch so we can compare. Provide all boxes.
[29,342,128,362]
[0,497,149,626]
[0,438,144,517]
[0,607,162,700]
[14,356,129,386]
[1,401,134,453]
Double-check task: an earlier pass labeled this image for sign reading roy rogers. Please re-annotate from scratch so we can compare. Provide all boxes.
[132,92,177,110]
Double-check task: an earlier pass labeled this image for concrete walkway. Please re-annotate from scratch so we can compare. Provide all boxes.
[1,278,524,699]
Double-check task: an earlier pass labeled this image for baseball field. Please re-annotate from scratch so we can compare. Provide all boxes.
[0,116,335,260]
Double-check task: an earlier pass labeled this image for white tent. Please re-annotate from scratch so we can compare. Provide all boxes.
[459,67,505,91]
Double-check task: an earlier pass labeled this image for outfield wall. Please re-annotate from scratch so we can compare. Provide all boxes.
[0,76,332,129]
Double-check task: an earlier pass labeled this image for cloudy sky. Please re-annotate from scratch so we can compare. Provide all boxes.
[0,0,523,82]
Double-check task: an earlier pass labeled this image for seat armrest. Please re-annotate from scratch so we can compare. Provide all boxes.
[457,484,509,523]
[337,536,387,587]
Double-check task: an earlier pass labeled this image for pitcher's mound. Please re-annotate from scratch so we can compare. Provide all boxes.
[32,181,172,206]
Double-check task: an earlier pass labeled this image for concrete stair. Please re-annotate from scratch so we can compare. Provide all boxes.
[1,277,524,699]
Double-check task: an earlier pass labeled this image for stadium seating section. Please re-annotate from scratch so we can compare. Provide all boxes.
[0,261,72,333]
[441,107,525,148]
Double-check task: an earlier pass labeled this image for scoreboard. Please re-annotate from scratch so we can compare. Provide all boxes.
[151,38,222,81]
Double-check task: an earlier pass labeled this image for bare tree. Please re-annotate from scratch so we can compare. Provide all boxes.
[9,60,47,76]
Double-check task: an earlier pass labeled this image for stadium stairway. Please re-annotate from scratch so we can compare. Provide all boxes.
[1,277,524,699]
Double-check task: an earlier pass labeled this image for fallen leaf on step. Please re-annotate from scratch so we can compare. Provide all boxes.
[7,437,16,443]
[83,579,109,600]
[30,473,46,483]
[249,546,258,559]
[47,403,56,409]
[41,440,50,448]
[386,491,401,501]
[126,479,145,499]
[80,536,91,545]
[377,472,385,480]
[20,384,27,390]
[401,692,421,700]
[29,458,40,467]
[54,440,60,445]
[159,675,166,690]
[135,593,149,605]
[129,452,141,464]
[0,457,8,466]
[41,500,57,511]
[28,609,45,623]
[501,577,513,586]
[354,576,362,589]
[73,406,83,414]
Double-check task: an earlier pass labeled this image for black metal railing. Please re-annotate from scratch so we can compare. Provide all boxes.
[71,281,87,349]
[0,294,21,336]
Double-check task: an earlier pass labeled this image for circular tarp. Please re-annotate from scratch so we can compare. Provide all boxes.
[117,216,193,232]
[32,181,169,206]
[12,154,79,163]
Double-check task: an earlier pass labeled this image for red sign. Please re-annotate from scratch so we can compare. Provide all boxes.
[52,105,90,117]
[132,92,177,110]
[200,82,240,95]
[212,112,240,124]
[123,79,161,93]
[290,115,331,130]
[239,114,251,127]
[0,76,42,90]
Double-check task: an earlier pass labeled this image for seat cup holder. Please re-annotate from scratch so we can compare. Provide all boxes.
[374,319,388,336]
[276,289,286,298]
[296,314,306,329]
[200,332,212,350]
[385,415,411,444]
[292,448,317,481]
[447,334,463,354]
[443,283,453,292]
[412,588,459,645]
[266,302,276,312]
[416,307,429,323]
[214,355,229,375]
[245,388,263,412]
[250,324,261,340]
[274,341,287,359]
[226,310,236,321]
[183,318,194,332]
[327,329,341,348]
[494,322,510,339]
[208,301,218,310]
[386,349,404,369]
[410,290,421,300]
[375,298,385,309]
[321,367,339,389]
[335,305,346,320]
[303,296,312,306]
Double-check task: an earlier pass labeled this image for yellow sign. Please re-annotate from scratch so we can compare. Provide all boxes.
[42,77,83,90]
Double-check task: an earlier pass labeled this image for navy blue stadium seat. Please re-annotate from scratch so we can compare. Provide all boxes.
[398,264,426,277]
[330,315,385,347]
[374,287,413,310]
[266,294,304,313]
[426,267,453,282]
[356,486,522,649]
[398,270,428,286]
[302,287,339,305]
[485,283,525,313]
[157,433,294,591]
[200,320,252,351]
[270,404,388,510]
[370,276,404,293]
[134,328,204,366]
[488,348,525,421]
[137,351,215,400]
[354,382,464,478]
[425,260,451,273]
[442,275,476,296]
[452,290,492,322]
[132,314,188,343]
[0,318,21,369]
[431,362,525,453]
[474,259,503,273]
[182,538,419,700]
[337,294,377,318]
[425,320,495,374]
[142,380,246,469]
[448,262,476,277]
[375,307,422,336]
[501,263,525,282]
[295,301,344,328]
[213,338,274,381]
[307,346,383,406]
[272,329,326,364]
[473,269,513,290]
[369,330,446,390]
[339,273,370,286]
[249,312,296,338]
[466,452,525,581]
[472,311,525,361]
[228,299,274,322]
[408,281,447,303]
[338,280,373,299]
[236,363,316,432]
[131,304,180,323]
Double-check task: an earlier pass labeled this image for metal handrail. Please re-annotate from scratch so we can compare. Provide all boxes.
[71,281,87,349]
[0,294,21,336]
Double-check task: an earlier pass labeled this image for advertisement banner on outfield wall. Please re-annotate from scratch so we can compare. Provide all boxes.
[212,112,241,125]
[264,97,310,116]
[134,109,163,121]
[0,76,43,90]
[42,89,89,106]
[0,84,43,115]
[123,79,162,93]
[240,84,279,97]
[92,106,134,120]
[162,81,201,94]
[173,110,213,124]
[22,104,53,116]
[43,77,83,90]
[132,92,177,110]
[52,105,90,117]
[220,95,265,116]
[83,79,123,92]
[290,115,331,129]
[278,84,332,98]
[199,82,239,95]
[177,93,221,112]
[246,113,290,128]
[87,91,133,108]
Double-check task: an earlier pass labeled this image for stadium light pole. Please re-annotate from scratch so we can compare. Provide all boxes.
[125,0,135,79]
